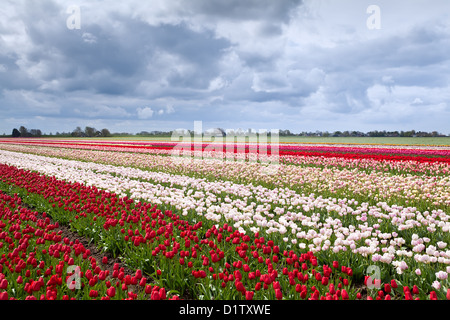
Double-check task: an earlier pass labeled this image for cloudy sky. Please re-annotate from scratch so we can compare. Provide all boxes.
[1,0,450,135]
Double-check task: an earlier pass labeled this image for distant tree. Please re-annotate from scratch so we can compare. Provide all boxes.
[29,129,42,137]
[84,126,96,137]
[19,126,28,137]
[100,128,112,137]
[12,128,20,137]
[403,130,414,137]
[71,126,83,137]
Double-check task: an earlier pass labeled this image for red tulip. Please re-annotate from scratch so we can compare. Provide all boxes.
[300,289,307,299]
[447,288,450,300]
[145,285,152,294]
[384,283,391,293]
[0,279,7,290]
[89,290,98,298]
[107,286,116,298]
[341,289,349,300]
[329,283,336,295]
[315,272,322,281]
[275,288,283,300]
[390,279,398,289]
[235,281,245,293]
[151,290,161,300]
[412,285,419,295]
[273,281,281,290]
[159,288,166,300]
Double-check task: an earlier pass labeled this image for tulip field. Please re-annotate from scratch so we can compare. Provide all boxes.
[0,138,450,300]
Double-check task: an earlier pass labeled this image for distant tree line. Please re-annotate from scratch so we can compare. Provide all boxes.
[70,126,112,137]
[11,126,42,138]
[10,126,111,138]
[9,127,450,138]
[279,129,448,137]
[136,130,174,137]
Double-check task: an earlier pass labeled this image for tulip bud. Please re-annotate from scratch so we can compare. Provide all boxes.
[390,279,398,289]
[412,285,419,295]
[245,291,254,300]
[275,288,282,300]
[107,286,116,297]
[341,289,349,300]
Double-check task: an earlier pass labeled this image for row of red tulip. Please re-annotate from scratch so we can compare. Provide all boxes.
[0,189,176,300]
[2,139,449,163]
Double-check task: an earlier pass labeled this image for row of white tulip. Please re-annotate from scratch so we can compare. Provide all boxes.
[1,143,449,209]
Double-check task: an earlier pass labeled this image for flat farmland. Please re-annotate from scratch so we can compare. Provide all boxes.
[35,135,450,146]
[0,137,449,301]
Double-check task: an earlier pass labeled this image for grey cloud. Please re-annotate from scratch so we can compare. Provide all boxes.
[187,0,302,22]
[1,0,450,135]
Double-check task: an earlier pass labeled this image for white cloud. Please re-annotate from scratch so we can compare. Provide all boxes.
[165,104,175,114]
[412,97,423,105]
[82,32,97,44]
[208,77,227,91]
[137,107,154,119]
